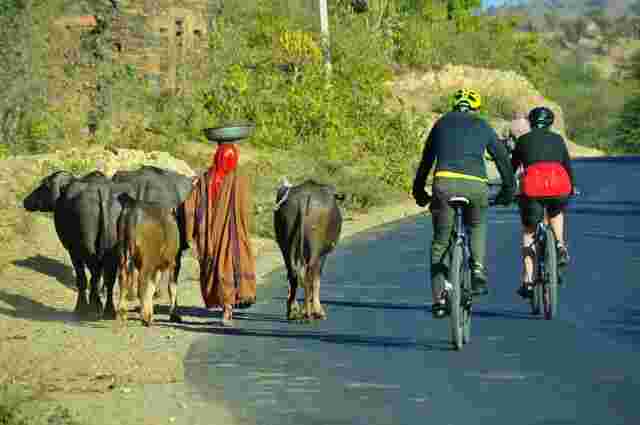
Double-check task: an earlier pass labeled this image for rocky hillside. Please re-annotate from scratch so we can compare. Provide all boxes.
[386,64,603,157]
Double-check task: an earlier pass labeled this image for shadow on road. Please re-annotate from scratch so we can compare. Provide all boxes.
[0,289,77,322]
[492,207,640,217]
[12,255,76,290]
[599,306,640,341]
[472,309,535,321]
[275,297,429,311]
[169,322,452,351]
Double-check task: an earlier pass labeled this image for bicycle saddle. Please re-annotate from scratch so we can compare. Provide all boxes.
[448,197,470,209]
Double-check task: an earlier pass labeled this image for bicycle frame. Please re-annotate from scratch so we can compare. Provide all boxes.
[533,220,550,284]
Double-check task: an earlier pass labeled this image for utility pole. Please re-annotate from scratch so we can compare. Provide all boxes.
[319,0,331,75]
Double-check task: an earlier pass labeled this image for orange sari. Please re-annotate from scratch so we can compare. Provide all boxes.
[183,145,256,309]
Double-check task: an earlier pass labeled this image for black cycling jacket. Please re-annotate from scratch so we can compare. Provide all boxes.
[511,128,575,187]
[412,111,515,194]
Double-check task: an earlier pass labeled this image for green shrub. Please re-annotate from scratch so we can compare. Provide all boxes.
[542,55,630,152]
[394,14,552,88]
[612,90,640,153]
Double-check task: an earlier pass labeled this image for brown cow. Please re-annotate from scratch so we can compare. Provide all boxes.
[115,193,181,326]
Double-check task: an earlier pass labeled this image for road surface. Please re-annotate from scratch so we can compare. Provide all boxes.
[180,157,640,425]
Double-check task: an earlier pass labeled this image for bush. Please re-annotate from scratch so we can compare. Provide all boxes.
[612,91,640,153]
[394,14,552,88]
[541,54,630,152]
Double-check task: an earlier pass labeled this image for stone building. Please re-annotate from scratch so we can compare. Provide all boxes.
[110,0,211,91]
[48,0,215,135]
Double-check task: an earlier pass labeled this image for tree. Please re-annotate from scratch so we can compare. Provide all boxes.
[422,0,448,22]
[446,0,481,32]
[446,0,481,20]
[613,92,640,153]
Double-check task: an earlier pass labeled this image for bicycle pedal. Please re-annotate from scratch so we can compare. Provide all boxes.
[459,289,471,307]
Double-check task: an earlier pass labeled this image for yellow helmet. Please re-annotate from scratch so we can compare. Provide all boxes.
[452,88,482,111]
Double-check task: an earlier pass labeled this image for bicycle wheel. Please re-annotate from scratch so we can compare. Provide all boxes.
[531,281,542,315]
[449,243,464,351]
[530,240,543,316]
[544,227,559,320]
[462,259,472,344]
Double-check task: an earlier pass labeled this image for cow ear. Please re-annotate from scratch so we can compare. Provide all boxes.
[50,171,74,200]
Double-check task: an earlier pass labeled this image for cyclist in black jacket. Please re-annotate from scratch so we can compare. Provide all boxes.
[511,106,574,299]
[412,89,515,318]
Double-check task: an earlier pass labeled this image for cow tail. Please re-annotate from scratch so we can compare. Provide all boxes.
[295,195,311,284]
[97,187,109,259]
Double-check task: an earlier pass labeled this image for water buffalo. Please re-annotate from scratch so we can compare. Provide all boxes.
[273,179,343,321]
[23,170,119,317]
[116,193,180,326]
[22,167,195,319]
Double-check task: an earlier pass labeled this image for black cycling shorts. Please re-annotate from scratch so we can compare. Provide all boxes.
[519,196,568,227]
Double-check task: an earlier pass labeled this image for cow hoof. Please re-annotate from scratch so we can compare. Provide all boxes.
[169,313,183,323]
[312,305,327,320]
[103,309,117,320]
[74,299,92,316]
[142,320,153,327]
[287,311,301,321]
[287,303,302,321]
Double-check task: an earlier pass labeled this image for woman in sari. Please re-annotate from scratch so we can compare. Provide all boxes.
[184,141,257,326]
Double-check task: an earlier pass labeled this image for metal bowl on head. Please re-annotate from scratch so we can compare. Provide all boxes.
[203,122,255,143]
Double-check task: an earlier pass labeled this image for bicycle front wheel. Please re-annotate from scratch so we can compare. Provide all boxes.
[449,243,464,351]
[544,228,559,320]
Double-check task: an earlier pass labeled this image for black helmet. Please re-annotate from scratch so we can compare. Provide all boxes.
[528,106,554,129]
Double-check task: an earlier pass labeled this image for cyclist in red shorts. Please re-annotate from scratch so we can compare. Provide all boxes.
[511,106,575,299]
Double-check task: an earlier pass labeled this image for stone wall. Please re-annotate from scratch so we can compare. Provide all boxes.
[48,0,212,132]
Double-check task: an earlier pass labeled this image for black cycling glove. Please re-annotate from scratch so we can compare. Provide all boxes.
[493,189,514,206]
[413,189,432,207]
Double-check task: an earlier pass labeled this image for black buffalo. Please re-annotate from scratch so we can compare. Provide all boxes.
[22,167,195,319]
[273,179,343,321]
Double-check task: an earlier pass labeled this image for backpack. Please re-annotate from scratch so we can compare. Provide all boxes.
[520,161,572,199]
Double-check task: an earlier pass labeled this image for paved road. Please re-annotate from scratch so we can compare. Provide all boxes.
[180,158,640,425]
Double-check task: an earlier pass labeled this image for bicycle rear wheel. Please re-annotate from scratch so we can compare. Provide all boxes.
[531,281,542,315]
[449,243,464,350]
[544,228,559,320]
[462,260,472,344]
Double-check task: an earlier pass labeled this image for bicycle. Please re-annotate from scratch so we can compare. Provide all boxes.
[523,201,559,320]
[441,196,474,351]
[493,190,579,320]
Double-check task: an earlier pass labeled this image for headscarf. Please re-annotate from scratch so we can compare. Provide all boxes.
[208,143,239,202]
